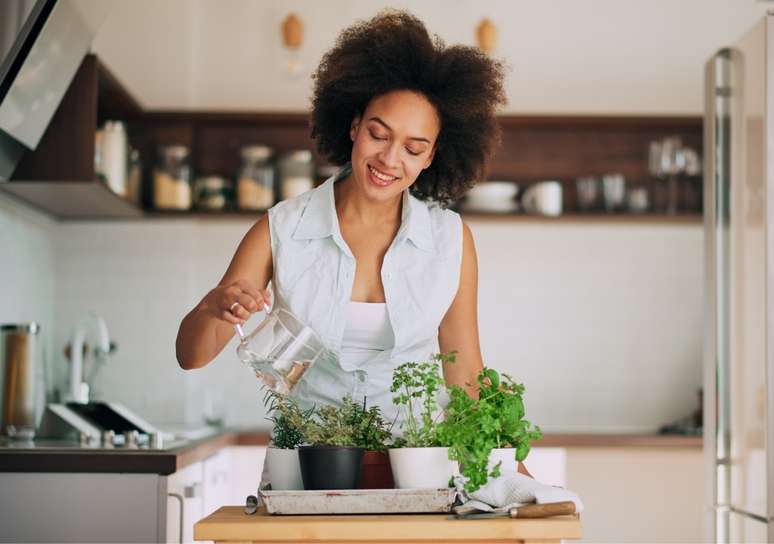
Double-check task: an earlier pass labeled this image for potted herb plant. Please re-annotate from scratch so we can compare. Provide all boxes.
[293,395,374,490]
[388,352,458,489]
[263,391,312,490]
[437,367,543,493]
[352,399,394,489]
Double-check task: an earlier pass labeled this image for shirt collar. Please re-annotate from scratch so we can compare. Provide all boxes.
[292,163,436,253]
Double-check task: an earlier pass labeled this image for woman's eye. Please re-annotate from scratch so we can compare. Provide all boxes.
[406,148,422,156]
[369,130,387,141]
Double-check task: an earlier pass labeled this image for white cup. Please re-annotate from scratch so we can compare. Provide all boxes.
[521,181,563,216]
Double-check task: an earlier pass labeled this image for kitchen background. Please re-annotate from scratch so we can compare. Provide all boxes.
[1,0,768,434]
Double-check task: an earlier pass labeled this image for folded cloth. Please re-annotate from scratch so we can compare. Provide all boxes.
[454,473,584,514]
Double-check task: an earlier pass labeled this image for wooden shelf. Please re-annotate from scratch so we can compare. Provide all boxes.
[34,208,703,225]
[3,52,703,222]
[460,212,703,224]
[144,209,265,221]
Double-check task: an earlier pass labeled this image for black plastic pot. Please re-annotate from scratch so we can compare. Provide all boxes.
[298,445,365,490]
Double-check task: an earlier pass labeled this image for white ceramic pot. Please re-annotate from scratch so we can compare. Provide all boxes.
[265,446,303,490]
[488,447,518,475]
[388,447,458,489]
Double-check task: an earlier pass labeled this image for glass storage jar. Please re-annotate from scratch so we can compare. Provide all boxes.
[279,150,314,200]
[193,176,232,211]
[153,144,192,210]
[237,145,275,210]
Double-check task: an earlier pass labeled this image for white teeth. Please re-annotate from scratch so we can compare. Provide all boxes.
[368,165,397,182]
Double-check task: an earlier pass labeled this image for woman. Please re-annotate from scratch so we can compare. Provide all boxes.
[176,10,514,465]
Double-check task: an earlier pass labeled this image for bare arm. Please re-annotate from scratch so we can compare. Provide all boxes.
[439,223,533,478]
[439,222,484,399]
[175,215,273,370]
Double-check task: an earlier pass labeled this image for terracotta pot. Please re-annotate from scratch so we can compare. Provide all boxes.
[358,450,394,489]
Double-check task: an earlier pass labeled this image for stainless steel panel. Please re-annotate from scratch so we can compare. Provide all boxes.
[765,14,774,528]
[704,46,733,544]
[0,0,114,149]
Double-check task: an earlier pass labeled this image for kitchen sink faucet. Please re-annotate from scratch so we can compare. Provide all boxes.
[69,313,111,404]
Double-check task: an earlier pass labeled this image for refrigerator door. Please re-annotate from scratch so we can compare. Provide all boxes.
[727,17,768,523]
[704,14,773,543]
[729,511,768,544]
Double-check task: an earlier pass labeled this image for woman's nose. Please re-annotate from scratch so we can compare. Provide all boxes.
[378,141,400,168]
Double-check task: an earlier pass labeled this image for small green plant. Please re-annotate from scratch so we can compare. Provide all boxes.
[353,398,392,452]
[437,367,542,493]
[289,395,392,448]
[263,390,313,449]
[390,352,455,448]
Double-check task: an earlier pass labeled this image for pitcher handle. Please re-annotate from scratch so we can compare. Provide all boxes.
[233,302,272,341]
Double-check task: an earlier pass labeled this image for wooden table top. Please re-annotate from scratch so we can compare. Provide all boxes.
[194,506,583,543]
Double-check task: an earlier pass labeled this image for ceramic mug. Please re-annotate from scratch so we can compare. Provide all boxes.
[521,181,562,216]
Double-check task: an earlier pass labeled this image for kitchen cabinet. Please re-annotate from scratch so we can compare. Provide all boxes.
[167,446,267,543]
[226,446,267,505]
[0,445,266,543]
[166,460,204,544]
[565,446,703,543]
[202,449,232,517]
[0,472,166,542]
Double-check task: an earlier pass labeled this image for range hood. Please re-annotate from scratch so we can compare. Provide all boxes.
[0,0,115,180]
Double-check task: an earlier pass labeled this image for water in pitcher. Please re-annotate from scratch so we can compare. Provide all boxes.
[238,344,313,394]
[235,307,327,394]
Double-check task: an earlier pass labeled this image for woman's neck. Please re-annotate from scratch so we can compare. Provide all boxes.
[334,174,402,228]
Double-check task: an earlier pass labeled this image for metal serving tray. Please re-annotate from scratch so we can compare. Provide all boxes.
[258,488,457,515]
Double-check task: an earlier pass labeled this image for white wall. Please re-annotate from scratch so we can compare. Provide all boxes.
[475,220,703,433]
[50,217,702,433]
[51,218,264,426]
[0,193,57,398]
[92,0,770,114]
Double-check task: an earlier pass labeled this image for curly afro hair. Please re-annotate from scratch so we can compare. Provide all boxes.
[311,10,506,207]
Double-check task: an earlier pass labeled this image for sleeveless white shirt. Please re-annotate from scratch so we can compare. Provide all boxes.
[267,164,463,425]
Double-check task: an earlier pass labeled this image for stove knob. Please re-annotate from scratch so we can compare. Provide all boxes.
[123,430,139,448]
[101,430,115,448]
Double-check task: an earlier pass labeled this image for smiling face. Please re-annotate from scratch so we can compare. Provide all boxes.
[348,89,440,203]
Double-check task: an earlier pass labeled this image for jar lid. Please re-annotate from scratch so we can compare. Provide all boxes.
[282,150,313,163]
[195,176,230,190]
[240,145,274,161]
[1,322,40,334]
[158,144,190,159]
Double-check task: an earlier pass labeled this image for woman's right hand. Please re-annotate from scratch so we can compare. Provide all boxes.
[203,279,272,325]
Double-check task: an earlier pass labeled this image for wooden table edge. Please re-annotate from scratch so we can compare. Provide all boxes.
[194,506,582,543]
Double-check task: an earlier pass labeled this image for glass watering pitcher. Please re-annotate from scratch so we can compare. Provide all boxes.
[234,308,327,394]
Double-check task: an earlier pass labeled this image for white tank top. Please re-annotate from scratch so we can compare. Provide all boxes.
[340,302,395,370]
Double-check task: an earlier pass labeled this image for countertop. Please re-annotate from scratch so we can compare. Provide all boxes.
[194,506,582,543]
[0,430,699,475]
[0,429,269,475]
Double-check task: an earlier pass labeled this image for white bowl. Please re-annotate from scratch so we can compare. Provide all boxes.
[462,181,519,212]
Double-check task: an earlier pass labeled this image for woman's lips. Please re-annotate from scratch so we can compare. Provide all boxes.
[367,164,398,187]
